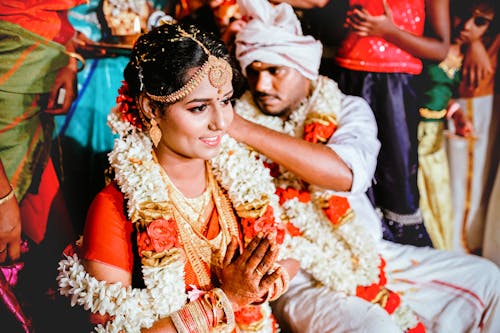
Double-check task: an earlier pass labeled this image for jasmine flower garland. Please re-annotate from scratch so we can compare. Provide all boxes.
[231,76,423,332]
[230,77,380,293]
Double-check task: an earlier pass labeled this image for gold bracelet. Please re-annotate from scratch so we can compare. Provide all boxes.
[212,288,235,331]
[66,51,86,72]
[281,267,290,293]
[188,301,210,332]
[199,294,215,327]
[0,185,15,206]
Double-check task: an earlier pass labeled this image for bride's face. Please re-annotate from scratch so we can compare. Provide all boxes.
[155,71,234,161]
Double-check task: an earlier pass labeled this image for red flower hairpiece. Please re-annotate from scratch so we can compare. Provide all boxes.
[116,81,144,129]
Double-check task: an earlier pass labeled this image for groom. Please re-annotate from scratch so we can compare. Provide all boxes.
[226,0,500,332]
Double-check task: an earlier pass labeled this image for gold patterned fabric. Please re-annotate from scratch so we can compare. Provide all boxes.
[417,122,454,249]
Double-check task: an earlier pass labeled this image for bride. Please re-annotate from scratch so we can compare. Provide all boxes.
[56,22,291,333]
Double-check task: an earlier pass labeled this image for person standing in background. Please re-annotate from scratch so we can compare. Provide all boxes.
[482,42,500,265]
[55,0,162,236]
[446,0,499,259]
[414,0,495,251]
[482,58,500,265]
[331,0,450,247]
[0,1,86,331]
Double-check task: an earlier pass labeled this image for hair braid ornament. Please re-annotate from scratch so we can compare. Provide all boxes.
[146,26,233,104]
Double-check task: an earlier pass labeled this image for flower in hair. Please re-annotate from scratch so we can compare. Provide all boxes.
[117,81,144,129]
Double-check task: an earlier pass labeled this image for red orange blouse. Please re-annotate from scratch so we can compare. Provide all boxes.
[81,183,223,288]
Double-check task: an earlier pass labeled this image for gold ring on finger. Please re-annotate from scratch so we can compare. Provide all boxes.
[255,267,265,276]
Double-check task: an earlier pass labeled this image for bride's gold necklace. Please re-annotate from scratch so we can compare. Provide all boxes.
[160,161,240,288]
[163,168,213,233]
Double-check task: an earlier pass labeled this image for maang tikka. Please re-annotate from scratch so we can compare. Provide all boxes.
[145,26,233,104]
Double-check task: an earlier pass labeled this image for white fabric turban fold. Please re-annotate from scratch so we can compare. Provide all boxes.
[235,0,323,81]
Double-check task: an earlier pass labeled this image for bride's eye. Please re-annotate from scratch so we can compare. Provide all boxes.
[189,104,208,113]
[221,97,234,106]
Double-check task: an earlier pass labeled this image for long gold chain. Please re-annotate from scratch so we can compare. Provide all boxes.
[161,162,240,288]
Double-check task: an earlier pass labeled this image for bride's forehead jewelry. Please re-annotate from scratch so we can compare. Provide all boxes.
[145,26,233,104]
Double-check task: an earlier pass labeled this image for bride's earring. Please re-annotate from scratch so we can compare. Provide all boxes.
[149,118,162,147]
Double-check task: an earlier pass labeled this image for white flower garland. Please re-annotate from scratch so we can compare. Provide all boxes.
[280,198,377,292]
[58,252,185,333]
[231,76,420,331]
[231,77,379,294]
[210,134,282,217]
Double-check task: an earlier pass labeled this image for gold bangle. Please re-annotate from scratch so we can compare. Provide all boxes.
[204,291,219,327]
[212,288,235,331]
[199,295,215,327]
[191,301,210,332]
[0,185,15,206]
[170,311,190,333]
[66,51,86,72]
[281,267,290,294]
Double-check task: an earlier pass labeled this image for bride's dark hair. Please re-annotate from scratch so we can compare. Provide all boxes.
[123,22,242,106]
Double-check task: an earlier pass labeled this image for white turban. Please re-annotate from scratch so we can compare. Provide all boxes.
[235,0,323,81]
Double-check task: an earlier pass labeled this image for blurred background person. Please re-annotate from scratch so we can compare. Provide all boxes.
[0,0,86,331]
[446,0,499,259]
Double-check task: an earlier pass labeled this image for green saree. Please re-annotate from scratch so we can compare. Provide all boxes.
[0,20,69,200]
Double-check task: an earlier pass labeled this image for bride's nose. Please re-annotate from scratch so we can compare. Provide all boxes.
[208,104,228,131]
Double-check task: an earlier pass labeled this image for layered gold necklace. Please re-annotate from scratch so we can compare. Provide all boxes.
[161,162,240,288]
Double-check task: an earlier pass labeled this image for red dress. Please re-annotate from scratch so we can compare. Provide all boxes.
[335,0,425,74]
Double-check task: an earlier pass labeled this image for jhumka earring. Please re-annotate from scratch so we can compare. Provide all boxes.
[149,118,162,147]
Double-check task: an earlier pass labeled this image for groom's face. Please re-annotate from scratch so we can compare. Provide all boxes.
[246,61,311,119]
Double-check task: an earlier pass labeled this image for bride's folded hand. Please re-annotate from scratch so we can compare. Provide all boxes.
[217,233,280,310]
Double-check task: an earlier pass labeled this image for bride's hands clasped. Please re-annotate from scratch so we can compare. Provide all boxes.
[217,233,282,310]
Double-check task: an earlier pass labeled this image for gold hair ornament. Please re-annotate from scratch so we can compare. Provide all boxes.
[146,27,232,104]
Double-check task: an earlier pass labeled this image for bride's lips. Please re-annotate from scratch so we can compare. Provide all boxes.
[200,135,221,147]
